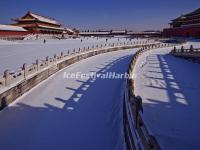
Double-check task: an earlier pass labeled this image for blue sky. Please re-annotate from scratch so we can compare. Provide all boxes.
[0,0,200,31]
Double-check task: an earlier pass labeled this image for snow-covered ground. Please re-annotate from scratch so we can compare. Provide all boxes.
[0,37,147,75]
[0,49,137,150]
[2,36,199,149]
[134,43,200,150]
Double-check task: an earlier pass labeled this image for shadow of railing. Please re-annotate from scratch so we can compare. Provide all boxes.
[137,50,200,149]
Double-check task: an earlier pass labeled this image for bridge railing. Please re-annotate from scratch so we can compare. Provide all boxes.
[123,43,177,150]
[170,45,200,60]
[0,41,157,90]
[171,45,200,53]
[0,40,162,110]
[0,36,26,41]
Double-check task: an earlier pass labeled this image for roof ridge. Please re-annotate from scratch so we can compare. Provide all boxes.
[183,7,200,16]
[29,11,56,21]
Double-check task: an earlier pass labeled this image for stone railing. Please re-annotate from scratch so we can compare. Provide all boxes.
[0,41,158,110]
[170,45,200,62]
[0,36,25,41]
[123,43,176,150]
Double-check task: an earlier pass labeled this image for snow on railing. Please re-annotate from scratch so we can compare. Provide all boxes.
[124,43,176,150]
[23,34,37,40]
[0,36,25,41]
[10,69,24,84]
[171,45,200,53]
[170,45,200,62]
[0,77,5,89]
[0,40,155,93]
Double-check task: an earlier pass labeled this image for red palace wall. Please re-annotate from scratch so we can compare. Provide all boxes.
[0,30,34,36]
[163,25,200,37]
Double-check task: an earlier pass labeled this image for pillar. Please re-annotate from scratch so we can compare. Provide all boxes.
[54,54,57,63]
[61,52,64,58]
[46,56,50,66]
[4,70,12,86]
[36,59,40,71]
[190,45,194,52]
[181,46,184,53]
[22,63,28,78]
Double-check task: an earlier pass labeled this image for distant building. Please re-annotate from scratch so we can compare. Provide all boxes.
[163,8,200,37]
[12,11,74,34]
[80,30,127,37]
[80,30,161,37]
[0,24,28,36]
[110,30,127,35]
[128,31,161,37]
[0,11,74,37]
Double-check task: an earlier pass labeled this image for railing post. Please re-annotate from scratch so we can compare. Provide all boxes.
[36,59,40,71]
[173,46,176,53]
[4,70,12,87]
[181,46,184,53]
[135,96,143,128]
[54,54,57,63]
[73,49,76,54]
[61,52,64,59]
[22,63,28,79]
[46,56,49,66]
[190,45,194,52]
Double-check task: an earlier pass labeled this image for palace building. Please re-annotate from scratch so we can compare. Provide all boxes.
[163,8,200,37]
[0,24,28,36]
[12,11,74,34]
[0,11,74,37]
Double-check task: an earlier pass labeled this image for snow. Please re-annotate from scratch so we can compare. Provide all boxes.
[0,37,148,75]
[0,24,27,31]
[0,49,137,150]
[80,32,111,35]
[134,43,200,150]
[64,27,74,33]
